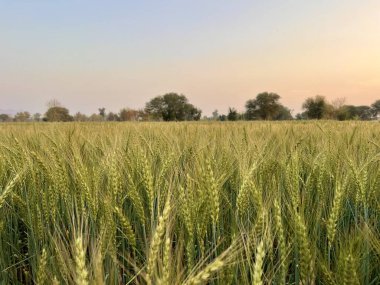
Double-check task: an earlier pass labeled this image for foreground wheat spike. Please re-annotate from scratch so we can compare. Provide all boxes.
[273,199,286,284]
[327,180,344,248]
[186,257,225,285]
[253,240,265,285]
[343,254,359,285]
[146,196,172,285]
[161,236,171,285]
[114,206,136,247]
[294,212,313,285]
[206,159,219,225]
[75,237,88,285]
[184,243,237,285]
[36,248,48,285]
[0,171,22,210]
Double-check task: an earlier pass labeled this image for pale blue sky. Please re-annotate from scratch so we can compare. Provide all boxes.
[1,1,379,115]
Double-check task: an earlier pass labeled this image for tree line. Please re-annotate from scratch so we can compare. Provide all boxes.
[1,92,379,122]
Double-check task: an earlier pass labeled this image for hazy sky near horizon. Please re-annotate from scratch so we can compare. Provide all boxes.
[1,1,380,116]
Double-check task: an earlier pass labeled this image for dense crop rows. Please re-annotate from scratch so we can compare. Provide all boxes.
[0,122,379,284]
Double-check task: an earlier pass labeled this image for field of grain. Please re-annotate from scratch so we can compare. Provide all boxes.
[0,122,379,284]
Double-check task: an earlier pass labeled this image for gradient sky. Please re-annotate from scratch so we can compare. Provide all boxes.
[1,1,380,116]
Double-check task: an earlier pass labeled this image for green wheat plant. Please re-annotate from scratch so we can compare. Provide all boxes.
[0,121,379,284]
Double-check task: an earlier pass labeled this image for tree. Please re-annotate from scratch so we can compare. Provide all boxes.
[14,112,31,122]
[219,114,227,121]
[227,108,238,121]
[73,112,88,122]
[0,114,12,122]
[328,104,372,121]
[137,109,149,121]
[119,108,139,121]
[295,113,306,120]
[145,93,201,121]
[355,105,372,120]
[212,110,219,120]
[45,106,72,122]
[33,113,41,122]
[328,97,347,120]
[184,104,202,121]
[107,112,119,121]
[245,92,282,120]
[322,103,337,120]
[145,96,166,120]
[98,108,106,120]
[274,105,293,120]
[371,100,380,118]
[88,114,103,121]
[336,105,354,120]
[302,95,327,119]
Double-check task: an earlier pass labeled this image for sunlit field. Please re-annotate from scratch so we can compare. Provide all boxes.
[0,121,379,284]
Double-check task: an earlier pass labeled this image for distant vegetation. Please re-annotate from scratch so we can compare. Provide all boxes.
[1,93,380,122]
[0,122,379,284]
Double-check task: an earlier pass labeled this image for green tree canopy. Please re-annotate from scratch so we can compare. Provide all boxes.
[371,99,380,118]
[14,112,31,122]
[274,105,293,120]
[73,112,88,122]
[98,107,106,119]
[227,107,238,121]
[145,93,201,121]
[336,105,372,120]
[32,113,41,122]
[354,105,372,120]
[0,114,12,122]
[302,95,327,119]
[106,112,119,121]
[212,110,219,120]
[119,108,139,121]
[45,106,73,122]
[245,92,284,120]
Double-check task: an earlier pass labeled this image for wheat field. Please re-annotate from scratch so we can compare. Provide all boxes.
[0,121,379,285]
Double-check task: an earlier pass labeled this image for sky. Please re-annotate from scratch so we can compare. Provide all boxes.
[1,0,380,116]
